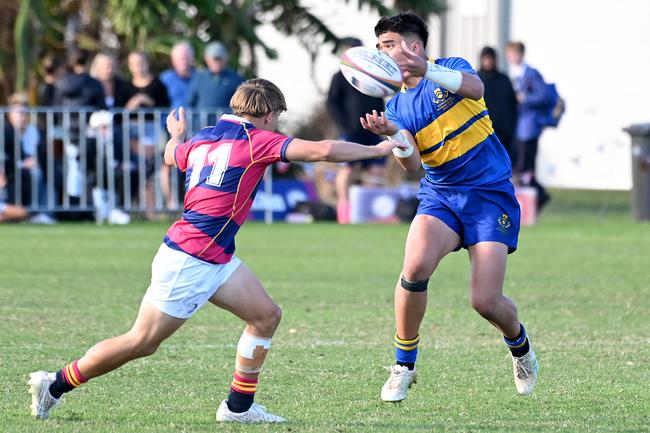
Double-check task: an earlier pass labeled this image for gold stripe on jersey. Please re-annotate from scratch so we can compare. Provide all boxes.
[415,98,487,154]
[421,115,494,167]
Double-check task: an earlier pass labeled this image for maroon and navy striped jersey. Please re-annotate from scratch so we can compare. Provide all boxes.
[164,114,293,264]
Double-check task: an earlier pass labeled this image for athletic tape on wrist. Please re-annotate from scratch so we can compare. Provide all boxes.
[425,62,462,93]
[387,131,414,158]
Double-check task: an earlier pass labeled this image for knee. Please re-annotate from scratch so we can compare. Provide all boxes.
[251,304,282,335]
[469,292,498,318]
[126,331,161,358]
[402,261,433,283]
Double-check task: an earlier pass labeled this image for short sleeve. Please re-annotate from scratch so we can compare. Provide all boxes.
[438,57,477,75]
[174,139,193,172]
[249,129,294,163]
[385,99,407,132]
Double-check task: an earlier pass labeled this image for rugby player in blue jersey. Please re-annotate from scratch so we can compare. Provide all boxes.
[360,12,538,402]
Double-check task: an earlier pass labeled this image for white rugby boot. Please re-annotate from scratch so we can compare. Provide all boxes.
[216,399,286,423]
[380,365,417,402]
[511,349,538,395]
[28,371,60,420]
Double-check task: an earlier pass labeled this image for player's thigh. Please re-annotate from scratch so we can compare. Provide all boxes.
[467,241,508,300]
[208,261,279,325]
[131,299,186,345]
[402,214,461,280]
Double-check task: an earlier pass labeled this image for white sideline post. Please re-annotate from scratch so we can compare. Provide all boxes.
[264,166,273,224]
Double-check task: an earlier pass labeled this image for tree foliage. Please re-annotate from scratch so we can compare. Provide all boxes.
[1,0,446,103]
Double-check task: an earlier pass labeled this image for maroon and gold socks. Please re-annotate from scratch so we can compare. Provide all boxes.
[48,360,88,399]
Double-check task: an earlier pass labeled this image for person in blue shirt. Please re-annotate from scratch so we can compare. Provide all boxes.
[186,41,245,114]
[360,12,538,403]
[160,41,197,110]
[506,41,551,211]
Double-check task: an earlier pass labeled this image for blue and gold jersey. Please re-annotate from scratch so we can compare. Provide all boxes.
[385,57,512,186]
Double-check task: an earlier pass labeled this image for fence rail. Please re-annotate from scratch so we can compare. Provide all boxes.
[0,107,277,223]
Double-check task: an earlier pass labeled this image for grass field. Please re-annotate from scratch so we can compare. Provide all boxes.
[1,190,649,432]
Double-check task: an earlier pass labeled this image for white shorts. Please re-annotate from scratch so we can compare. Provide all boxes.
[143,243,242,319]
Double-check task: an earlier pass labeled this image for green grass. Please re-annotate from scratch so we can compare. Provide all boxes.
[1,190,649,432]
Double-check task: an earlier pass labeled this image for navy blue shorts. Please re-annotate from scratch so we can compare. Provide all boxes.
[416,179,520,253]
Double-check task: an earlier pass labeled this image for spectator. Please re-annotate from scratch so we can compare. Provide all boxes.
[160,41,196,109]
[89,52,130,182]
[186,41,244,113]
[90,53,131,109]
[53,49,106,203]
[326,37,385,224]
[125,51,170,111]
[54,49,106,110]
[0,174,28,223]
[160,42,196,210]
[505,41,551,210]
[37,55,61,107]
[478,46,518,165]
[88,54,134,223]
[2,93,56,224]
[125,51,170,215]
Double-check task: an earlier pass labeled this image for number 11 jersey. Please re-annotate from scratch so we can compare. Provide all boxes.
[164,114,293,264]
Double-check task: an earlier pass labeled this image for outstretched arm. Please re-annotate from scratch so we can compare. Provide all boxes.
[283,137,405,163]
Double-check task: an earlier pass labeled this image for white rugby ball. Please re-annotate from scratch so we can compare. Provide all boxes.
[340,46,402,97]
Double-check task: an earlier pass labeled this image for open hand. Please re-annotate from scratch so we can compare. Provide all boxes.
[166,107,187,140]
[394,40,427,79]
[360,110,398,136]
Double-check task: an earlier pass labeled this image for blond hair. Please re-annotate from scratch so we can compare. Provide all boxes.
[506,41,525,55]
[90,53,116,79]
[8,93,29,107]
[230,78,287,118]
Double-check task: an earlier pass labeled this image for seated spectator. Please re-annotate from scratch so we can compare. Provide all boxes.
[3,93,56,224]
[0,174,28,223]
[160,41,196,110]
[86,110,131,225]
[186,41,244,115]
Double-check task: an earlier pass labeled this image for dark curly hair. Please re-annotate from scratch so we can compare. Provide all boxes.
[374,11,429,49]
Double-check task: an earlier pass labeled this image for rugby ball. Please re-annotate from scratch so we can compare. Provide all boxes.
[340,46,402,97]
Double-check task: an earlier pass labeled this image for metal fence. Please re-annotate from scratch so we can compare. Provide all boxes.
[0,107,250,223]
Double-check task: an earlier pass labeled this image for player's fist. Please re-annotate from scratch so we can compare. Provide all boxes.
[360,110,398,136]
[166,107,187,140]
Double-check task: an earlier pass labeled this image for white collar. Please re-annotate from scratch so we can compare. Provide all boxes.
[220,114,252,124]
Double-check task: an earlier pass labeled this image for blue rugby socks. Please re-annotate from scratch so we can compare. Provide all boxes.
[503,323,530,358]
[394,333,419,370]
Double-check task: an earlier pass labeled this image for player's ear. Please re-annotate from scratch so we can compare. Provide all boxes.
[412,40,423,55]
